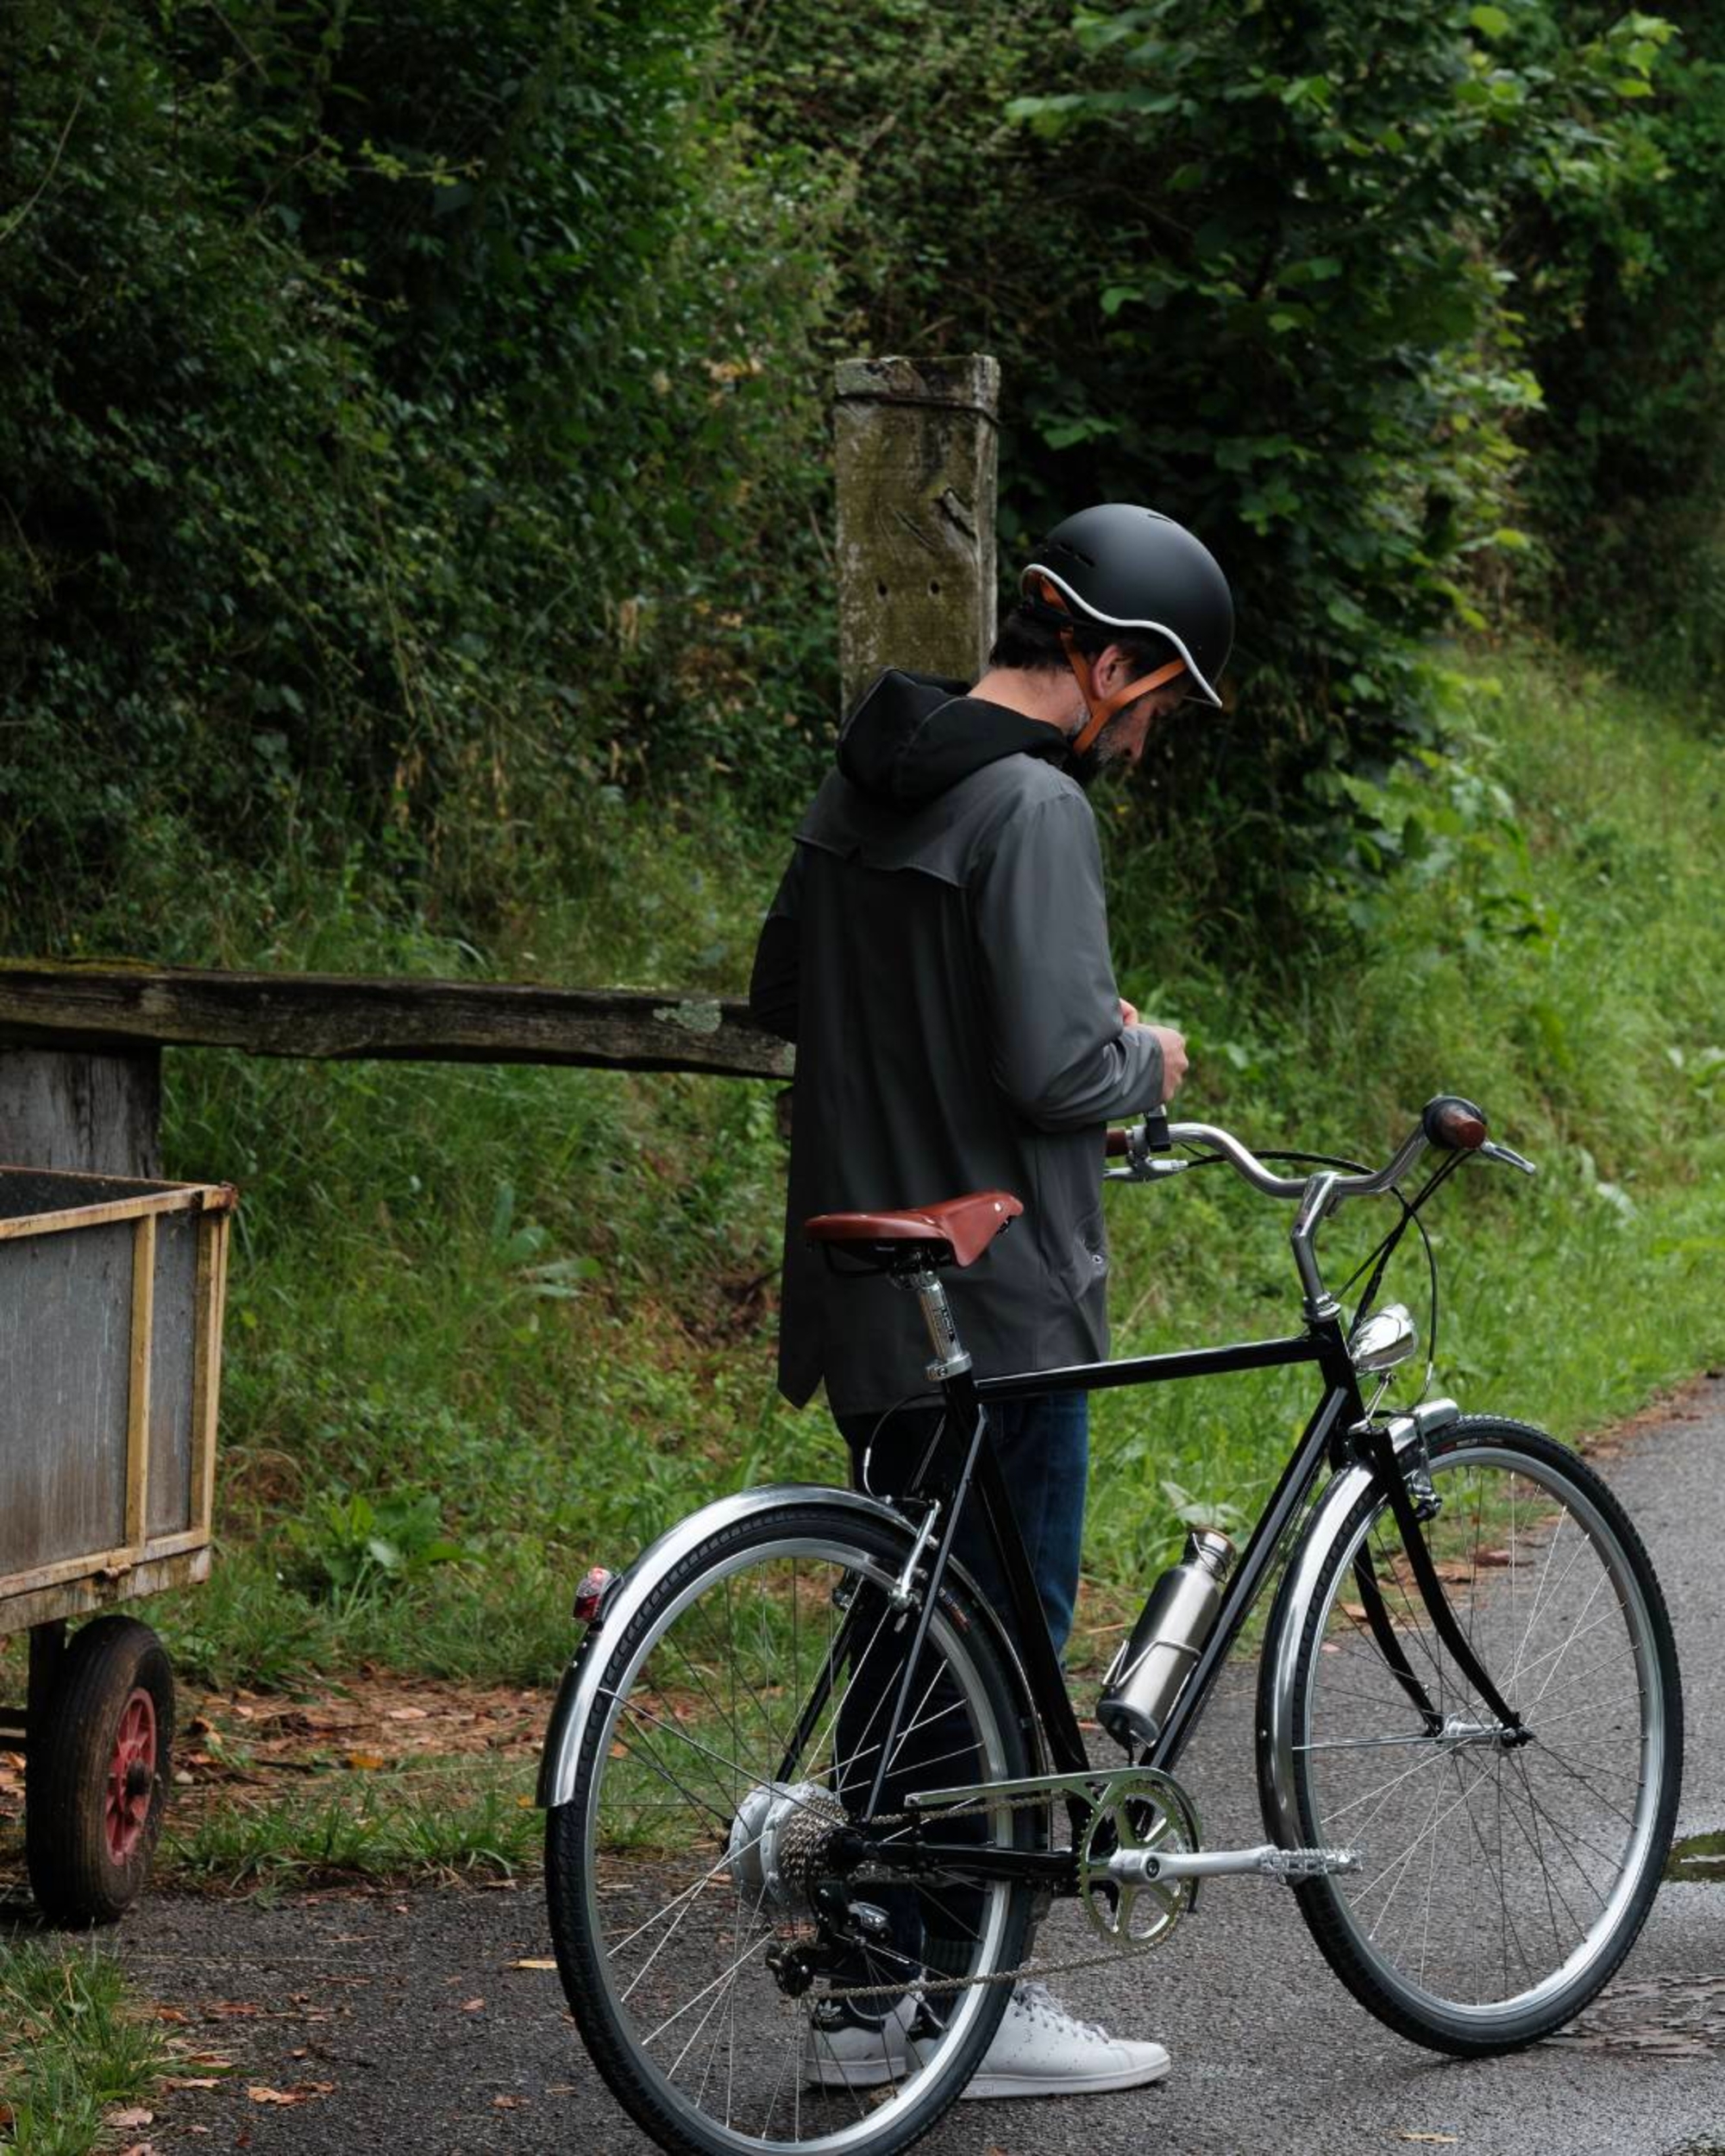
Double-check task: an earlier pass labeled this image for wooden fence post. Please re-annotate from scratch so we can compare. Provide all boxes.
[0,1050,162,1176]
[833,354,1000,715]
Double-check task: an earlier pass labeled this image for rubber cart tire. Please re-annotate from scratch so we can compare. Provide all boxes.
[25,1615,175,1926]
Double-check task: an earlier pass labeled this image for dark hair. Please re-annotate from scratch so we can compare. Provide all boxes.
[987,602,1176,677]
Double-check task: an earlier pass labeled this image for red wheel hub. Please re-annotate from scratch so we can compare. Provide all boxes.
[105,1689,158,1866]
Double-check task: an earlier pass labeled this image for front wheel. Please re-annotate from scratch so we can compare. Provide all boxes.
[546,1500,1038,2156]
[1259,1417,1681,2055]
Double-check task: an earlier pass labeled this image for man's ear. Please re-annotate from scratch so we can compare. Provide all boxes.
[1094,642,1131,695]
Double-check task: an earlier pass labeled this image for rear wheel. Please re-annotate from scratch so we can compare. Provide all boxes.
[1262,1419,1681,2053]
[546,1501,1038,2156]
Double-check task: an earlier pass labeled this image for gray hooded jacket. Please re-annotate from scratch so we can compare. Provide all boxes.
[750,669,1164,1415]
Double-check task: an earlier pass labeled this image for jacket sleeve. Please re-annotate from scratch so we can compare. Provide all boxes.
[748,849,805,1044]
[971,792,1164,1130]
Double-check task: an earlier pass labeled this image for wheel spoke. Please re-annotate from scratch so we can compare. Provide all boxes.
[548,1515,1029,2151]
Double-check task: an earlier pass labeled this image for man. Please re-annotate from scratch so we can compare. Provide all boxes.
[749,502,1234,2098]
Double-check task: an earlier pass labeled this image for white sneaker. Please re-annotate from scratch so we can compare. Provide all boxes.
[958,1980,1171,2100]
[802,1994,921,2090]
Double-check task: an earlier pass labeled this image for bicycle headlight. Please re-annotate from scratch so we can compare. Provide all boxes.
[1348,1301,1418,1375]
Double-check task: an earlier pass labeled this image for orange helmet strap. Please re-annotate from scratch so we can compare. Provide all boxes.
[1062,636,1187,758]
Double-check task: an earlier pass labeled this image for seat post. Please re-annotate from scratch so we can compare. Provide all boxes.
[903,1261,972,1381]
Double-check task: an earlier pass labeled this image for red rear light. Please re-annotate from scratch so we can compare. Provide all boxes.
[574,1565,618,1625]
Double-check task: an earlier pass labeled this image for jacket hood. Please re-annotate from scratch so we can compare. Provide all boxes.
[836,669,1067,808]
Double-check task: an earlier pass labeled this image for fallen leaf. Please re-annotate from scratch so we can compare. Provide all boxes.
[165,2078,225,2091]
[153,2005,192,2025]
[461,1998,486,2013]
[493,2095,527,2109]
[247,2084,334,2107]
[386,1707,429,1721]
[118,2144,156,2156]
[346,1751,386,1771]
[509,1958,557,1971]
[108,2109,154,2130]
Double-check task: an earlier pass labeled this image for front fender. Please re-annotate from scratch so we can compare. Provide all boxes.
[536,1481,1041,1810]
[1258,1401,1458,1848]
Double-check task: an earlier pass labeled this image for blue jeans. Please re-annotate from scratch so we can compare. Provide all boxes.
[836,1390,1089,1659]
[829,1392,1089,2002]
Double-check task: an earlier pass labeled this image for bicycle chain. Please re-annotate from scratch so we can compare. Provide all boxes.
[807,1783,1191,2004]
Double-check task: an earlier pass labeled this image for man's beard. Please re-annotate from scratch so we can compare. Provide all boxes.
[1063,718,1132,792]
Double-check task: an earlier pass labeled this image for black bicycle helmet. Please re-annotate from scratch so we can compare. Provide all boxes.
[1020,505,1233,752]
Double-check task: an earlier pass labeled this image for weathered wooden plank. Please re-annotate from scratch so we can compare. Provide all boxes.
[0,962,794,1080]
[0,1046,162,1174]
[0,1546,212,1641]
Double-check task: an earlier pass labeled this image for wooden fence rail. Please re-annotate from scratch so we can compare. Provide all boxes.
[0,963,791,1082]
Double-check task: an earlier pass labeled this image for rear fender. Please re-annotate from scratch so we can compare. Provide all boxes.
[536,1482,1042,1810]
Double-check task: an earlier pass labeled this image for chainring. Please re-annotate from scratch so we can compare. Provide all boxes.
[1076,1767,1202,1948]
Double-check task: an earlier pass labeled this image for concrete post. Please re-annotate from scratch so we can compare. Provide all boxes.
[833,355,1000,716]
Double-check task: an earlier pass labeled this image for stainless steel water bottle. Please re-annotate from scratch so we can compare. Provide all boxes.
[1097,1527,1236,1752]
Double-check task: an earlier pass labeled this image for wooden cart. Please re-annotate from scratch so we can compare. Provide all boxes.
[0,1164,235,1924]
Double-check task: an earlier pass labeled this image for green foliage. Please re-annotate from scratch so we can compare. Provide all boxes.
[0,0,837,941]
[0,1944,169,2154]
[286,1487,467,1604]
[733,0,1680,914]
[1512,5,1725,699]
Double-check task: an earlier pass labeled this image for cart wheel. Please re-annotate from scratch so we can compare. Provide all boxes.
[25,1615,175,1927]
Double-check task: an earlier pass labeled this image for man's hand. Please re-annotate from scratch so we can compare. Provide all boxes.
[1121,1000,1187,1096]
[1145,1024,1188,1099]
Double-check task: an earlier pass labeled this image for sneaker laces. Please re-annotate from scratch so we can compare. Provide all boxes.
[1013,1980,1107,2043]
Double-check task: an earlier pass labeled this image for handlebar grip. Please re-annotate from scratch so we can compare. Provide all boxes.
[1422,1094,1489,1151]
[1107,1112,1173,1158]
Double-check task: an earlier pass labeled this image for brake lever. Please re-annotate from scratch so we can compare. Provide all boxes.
[1105,1159,1194,1184]
[1478,1140,1537,1176]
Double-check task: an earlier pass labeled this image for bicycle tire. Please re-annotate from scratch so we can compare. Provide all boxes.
[546,1499,1038,2156]
[1258,1416,1681,2055]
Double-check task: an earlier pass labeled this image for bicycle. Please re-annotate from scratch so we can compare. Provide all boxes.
[537,1094,1684,2156]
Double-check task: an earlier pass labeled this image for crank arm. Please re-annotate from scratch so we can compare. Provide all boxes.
[1109,1842,1360,1886]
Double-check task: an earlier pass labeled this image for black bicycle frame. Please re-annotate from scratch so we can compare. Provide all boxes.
[867,1305,1530,1890]
[869,1317,1355,1868]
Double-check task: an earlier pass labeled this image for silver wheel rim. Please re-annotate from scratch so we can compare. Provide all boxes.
[1298,1440,1666,2028]
[576,1530,1018,2153]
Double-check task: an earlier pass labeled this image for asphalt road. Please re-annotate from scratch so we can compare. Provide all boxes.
[15,1380,1725,2154]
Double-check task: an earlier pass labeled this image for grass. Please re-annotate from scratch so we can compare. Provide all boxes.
[130,637,1719,1707]
[159,1757,541,1896]
[6,636,1720,1748]
[0,1942,169,2153]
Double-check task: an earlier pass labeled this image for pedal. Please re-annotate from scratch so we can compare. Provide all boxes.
[1256,1846,1362,1880]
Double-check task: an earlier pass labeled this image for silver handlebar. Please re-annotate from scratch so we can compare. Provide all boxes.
[1161,1120,1431,1203]
[1108,1110,1535,1325]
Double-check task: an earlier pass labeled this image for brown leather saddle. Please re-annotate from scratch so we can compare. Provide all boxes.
[803,1189,1023,1270]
